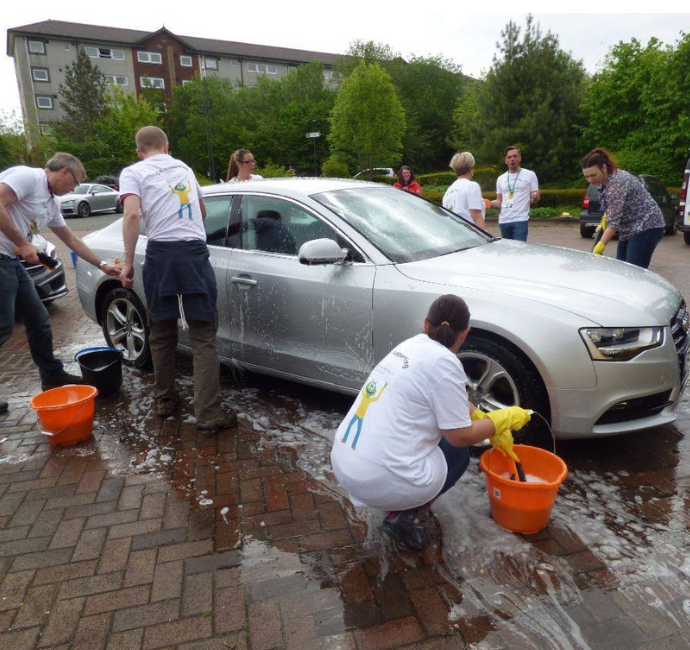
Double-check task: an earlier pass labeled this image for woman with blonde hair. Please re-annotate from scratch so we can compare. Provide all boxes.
[226,149,263,182]
[442,152,488,229]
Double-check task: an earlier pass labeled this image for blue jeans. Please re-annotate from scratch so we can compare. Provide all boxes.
[0,257,63,380]
[616,227,664,269]
[499,221,529,241]
[436,437,471,497]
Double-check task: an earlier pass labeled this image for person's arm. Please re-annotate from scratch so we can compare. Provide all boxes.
[121,194,142,289]
[469,209,485,229]
[50,225,120,276]
[442,418,495,447]
[530,174,541,204]
[0,183,40,264]
[199,196,207,221]
[411,181,422,196]
[492,193,503,209]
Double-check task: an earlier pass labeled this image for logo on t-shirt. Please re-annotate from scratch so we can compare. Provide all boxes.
[170,181,192,219]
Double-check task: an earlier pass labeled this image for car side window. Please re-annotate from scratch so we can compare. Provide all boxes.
[644,178,664,203]
[93,185,109,193]
[203,195,233,247]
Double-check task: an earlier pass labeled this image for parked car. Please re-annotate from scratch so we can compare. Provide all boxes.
[353,167,395,179]
[90,174,120,191]
[76,178,689,440]
[23,234,68,303]
[59,184,123,218]
[579,174,678,238]
[678,156,690,245]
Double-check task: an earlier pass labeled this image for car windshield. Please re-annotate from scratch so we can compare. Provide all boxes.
[72,186,89,195]
[313,187,490,263]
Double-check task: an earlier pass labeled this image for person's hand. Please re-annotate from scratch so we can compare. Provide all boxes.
[101,263,121,277]
[489,429,520,462]
[595,214,607,233]
[486,406,531,435]
[484,198,492,210]
[16,242,40,265]
[120,262,134,289]
[470,408,489,421]
[530,190,541,204]
[593,241,606,255]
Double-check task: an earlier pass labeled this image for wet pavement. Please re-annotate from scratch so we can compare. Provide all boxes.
[1,221,689,650]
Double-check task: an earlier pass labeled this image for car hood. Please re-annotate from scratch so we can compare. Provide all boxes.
[396,240,680,326]
[58,192,82,203]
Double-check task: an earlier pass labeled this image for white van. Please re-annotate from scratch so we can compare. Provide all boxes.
[680,156,690,245]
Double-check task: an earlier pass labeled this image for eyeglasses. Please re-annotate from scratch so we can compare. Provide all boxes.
[239,159,256,165]
[67,169,80,187]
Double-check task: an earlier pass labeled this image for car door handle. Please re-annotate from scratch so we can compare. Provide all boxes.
[231,275,258,287]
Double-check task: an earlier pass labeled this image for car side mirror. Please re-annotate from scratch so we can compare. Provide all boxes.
[298,238,348,265]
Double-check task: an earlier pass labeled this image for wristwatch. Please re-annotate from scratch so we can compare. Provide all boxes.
[99,260,107,269]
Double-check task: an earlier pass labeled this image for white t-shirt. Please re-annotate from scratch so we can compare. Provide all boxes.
[119,153,206,242]
[442,177,485,221]
[331,333,472,511]
[0,167,65,257]
[227,174,263,182]
[496,168,538,223]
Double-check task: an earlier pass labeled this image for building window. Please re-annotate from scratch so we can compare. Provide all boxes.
[138,51,162,64]
[85,46,125,60]
[140,76,165,89]
[180,55,193,67]
[182,79,192,85]
[105,75,128,86]
[323,69,334,80]
[39,124,54,136]
[230,60,238,66]
[248,62,278,75]
[32,68,50,82]
[157,102,168,113]
[64,43,71,51]
[28,40,45,54]
[204,57,218,70]
[36,96,53,109]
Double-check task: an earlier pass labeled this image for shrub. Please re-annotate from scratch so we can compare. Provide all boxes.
[257,163,290,178]
[418,165,498,191]
[321,155,350,178]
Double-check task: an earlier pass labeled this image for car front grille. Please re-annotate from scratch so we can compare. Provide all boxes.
[671,300,690,387]
[596,390,674,425]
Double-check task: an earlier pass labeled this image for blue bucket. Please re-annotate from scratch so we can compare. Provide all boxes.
[75,347,123,398]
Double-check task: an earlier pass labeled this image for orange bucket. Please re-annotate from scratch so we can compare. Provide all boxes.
[479,444,567,534]
[30,385,98,446]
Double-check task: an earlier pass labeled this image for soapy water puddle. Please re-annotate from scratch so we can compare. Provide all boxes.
[32,344,690,648]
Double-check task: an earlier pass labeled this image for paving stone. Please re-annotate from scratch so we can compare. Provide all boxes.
[124,549,157,587]
[84,584,151,616]
[34,559,97,585]
[284,613,320,650]
[37,596,84,646]
[11,546,72,572]
[185,549,242,575]
[178,633,248,650]
[142,615,213,649]
[72,527,108,561]
[0,626,41,650]
[106,628,144,650]
[248,601,283,650]
[130,527,188,551]
[353,616,425,650]
[151,559,183,602]
[11,583,58,629]
[158,538,213,563]
[99,537,133,574]
[49,516,86,549]
[112,599,181,633]
[57,570,124,600]
[214,585,245,633]
[72,611,113,650]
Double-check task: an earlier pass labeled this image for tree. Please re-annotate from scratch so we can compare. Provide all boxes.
[329,62,406,173]
[451,16,586,184]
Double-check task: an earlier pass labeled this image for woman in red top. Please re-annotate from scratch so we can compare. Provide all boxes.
[393,165,422,196]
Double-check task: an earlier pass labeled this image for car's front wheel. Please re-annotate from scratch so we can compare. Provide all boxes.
[115,199,123,213]
[458,335,551,444]
[101,288,151,368]
[665,219,677,236]
[78,201,91,218]
[580,224,594,238]
[685,231,690,245]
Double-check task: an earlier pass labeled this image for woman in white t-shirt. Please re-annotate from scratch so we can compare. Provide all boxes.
[225,149,264,182]
[331,294,531,551]
[442,152,490,229]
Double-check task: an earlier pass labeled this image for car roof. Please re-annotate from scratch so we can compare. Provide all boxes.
[203,177,379,198]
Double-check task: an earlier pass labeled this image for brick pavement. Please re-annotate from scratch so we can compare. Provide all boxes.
[1,229,690,649]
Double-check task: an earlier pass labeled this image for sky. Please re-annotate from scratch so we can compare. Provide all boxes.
[1,2,689,121]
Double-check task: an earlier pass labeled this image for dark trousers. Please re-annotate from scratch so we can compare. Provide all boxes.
[0,257,63,381]
[499,220,529,241]
[616,227,664,269]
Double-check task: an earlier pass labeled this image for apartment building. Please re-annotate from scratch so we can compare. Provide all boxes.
[7,20,339,136]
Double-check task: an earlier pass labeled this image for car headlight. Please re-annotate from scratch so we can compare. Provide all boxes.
[62,200,74,206]
[580,327,663,361]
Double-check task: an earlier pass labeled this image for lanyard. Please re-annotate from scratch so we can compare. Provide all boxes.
[506,170,520,197]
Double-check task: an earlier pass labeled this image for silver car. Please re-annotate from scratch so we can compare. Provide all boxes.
[76,179,689,440]
[59,183,123,218]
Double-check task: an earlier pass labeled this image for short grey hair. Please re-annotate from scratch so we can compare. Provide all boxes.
[45,152,86,180]
[449,152,475,176]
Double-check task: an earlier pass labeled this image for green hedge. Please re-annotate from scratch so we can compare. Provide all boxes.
[418,165,498,191]
[422,188,587,209]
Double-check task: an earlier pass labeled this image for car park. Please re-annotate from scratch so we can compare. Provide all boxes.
[678,156,690,245]
[59,183,123,218]
[353,167,395,179]
[76,178,689,440]
[579,174,679,238]
[24,234,68,303]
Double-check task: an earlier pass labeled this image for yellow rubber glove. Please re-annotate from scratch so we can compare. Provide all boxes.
[486,406,531,435]
[489,429,520,462]
[593,241,606,255]
[470,408,489,421]
[594,214,607,233]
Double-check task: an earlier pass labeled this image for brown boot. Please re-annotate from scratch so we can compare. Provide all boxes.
[197,409,239,434]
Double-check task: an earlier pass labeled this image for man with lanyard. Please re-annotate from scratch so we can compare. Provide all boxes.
[491,146,540,241]
[0,153,121,414]
[119,126,237,433]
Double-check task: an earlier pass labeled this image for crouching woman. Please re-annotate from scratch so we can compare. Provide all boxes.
[330,294,531,551]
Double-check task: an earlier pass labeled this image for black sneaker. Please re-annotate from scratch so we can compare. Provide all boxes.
[156,396,179,418]
[197,409,239,433]
[0,400,8,414]
[41,371,84,391]
[382,508,431,551]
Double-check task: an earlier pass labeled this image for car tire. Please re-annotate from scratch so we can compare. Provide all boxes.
[78,201,91,218]
[684,231,690,245]
[580,224,594,239]
[101,288,151,369]
[458,335,552,446]
[665,219,677,236]
[115,199,123,213]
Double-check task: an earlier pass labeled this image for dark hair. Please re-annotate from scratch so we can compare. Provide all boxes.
[426,294,470,349]
[226,148,253,181]
[580,147,619,173]
[504,145,521,156]
[397,165,416,186]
